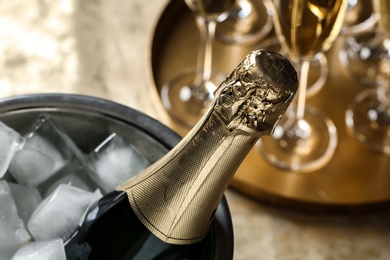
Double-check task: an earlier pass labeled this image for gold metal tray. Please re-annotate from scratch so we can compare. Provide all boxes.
[150,0,390,212]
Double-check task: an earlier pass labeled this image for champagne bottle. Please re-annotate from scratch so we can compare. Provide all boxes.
[65,49,298,260]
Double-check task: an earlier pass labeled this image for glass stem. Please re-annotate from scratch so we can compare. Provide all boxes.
[295,59,311,121]
[194,16,217,96]
[378,39,390,114]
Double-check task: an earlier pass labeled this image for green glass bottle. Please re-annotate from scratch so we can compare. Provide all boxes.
[65,191,216,259]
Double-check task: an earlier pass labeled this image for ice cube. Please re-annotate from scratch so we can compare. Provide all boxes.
[86,133,151,194]
[8,182,42,226]
[44,173,92,198]
[0,181,31,259]
[8,148,56,186]
[8,115,85,187]
[28,184,102,241]
[38,161,93,196]
[0,121,25,178]
[11,239,66,260]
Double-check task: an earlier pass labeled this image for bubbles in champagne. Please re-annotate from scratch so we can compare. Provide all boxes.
[273,0,348,58]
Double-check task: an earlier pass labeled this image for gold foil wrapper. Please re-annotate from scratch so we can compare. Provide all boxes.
[117,50,297,244]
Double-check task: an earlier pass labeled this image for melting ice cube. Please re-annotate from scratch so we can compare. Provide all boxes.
[28,184,102,241]
[11,239,66,260]
[86,133,151,194]
[9,115,85,187]
[0,181,31,259]
[0,121,25,178]
[44,173,92,198]
[37,161,95,197]
[8,182,42,226]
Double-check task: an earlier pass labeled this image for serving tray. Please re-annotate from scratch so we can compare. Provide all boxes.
[150,0,389,212]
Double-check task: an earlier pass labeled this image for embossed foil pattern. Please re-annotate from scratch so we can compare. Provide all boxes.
[215,50,298,134]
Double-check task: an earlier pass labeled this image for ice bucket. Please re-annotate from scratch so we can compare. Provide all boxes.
[0,93,234,260]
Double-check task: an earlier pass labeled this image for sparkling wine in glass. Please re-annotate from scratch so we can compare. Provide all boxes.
[160,0,235,128]
[345,0,390,154]
[259,0,348,171]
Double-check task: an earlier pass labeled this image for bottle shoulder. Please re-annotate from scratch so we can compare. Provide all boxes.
[65,191,216,260]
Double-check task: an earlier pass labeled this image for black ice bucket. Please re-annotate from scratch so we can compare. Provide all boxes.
[0,93,234,260]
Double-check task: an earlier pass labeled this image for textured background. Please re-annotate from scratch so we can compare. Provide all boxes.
[1,0,390,259]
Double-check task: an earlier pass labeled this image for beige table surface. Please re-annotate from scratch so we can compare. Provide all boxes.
[1,0,390,259]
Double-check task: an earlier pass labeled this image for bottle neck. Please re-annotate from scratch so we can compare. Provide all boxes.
[117,107,260,245]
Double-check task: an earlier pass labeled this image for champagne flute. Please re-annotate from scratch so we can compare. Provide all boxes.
[338,1,382,87]
[259,0,373,97]
[345,0,390,154]
[339,24,386,87]
[259,0,348,171]
[160,0,234,128]
[215,0,274,44]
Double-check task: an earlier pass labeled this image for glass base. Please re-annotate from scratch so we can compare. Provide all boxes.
[346,89,390,154]
[257,37,328,97]
[258,106,338,172]
[215,0,273,44]
[339,30,388,87]
[160,68,226,128]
